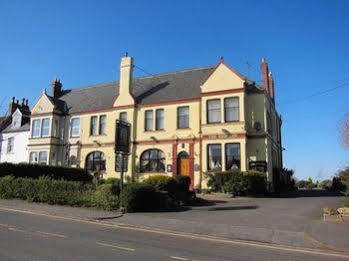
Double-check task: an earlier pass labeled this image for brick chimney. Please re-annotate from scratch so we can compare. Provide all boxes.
[260,58,270,94]
[268,71,275,102]
[51,78,63,99]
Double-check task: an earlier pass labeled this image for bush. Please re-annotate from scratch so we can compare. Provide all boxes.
[120,183,176,212]
[206,170,267,196]
[331,177,347,192]
[0,176,118,210]
[0,162,91,182]
[143,175,177,193]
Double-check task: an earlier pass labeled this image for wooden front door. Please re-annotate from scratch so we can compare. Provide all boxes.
[177,151,190,176]
[179,158,190,176]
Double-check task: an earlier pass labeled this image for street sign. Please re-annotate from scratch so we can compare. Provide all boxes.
[115,120,131,154]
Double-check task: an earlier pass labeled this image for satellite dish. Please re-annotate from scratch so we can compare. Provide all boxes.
[254,121,262,131]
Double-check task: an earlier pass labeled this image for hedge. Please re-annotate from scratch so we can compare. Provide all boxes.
[0,163,92,182]
[0,176,118,210]
[206,170,267,196]
[120,183,177,212]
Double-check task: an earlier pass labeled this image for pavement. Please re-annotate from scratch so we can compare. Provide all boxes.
[0,189,348,254]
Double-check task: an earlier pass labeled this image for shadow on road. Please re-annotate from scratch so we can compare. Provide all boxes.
[207,205,258,211]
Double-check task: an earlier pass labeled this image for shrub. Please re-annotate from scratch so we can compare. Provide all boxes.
[331,177,347,192]
[0,176,118,210]
[143,175,177,192]
[0,162,91,182]
[120,183,176,212]
[206,170,267,196]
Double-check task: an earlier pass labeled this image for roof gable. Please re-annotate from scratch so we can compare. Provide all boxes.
[200,62,246,94]
[31,93,55,115]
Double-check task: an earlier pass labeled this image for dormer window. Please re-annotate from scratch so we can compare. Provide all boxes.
[12,110,22,129]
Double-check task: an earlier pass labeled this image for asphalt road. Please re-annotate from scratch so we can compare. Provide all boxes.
[0,209,348,261]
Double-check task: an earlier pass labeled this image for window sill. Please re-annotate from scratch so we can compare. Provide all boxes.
[176,127,191,130]
[89,134,107,137]
[144,130,165,133]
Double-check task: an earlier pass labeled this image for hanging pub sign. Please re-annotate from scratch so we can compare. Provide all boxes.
[115,120,131,154]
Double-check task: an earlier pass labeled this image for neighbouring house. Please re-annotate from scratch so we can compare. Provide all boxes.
[27,55,282,189]
[0,98,31,163]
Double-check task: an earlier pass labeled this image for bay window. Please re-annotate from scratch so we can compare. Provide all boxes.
[38,151,48,165]
[41,118,50,137]
[31,119,41,137]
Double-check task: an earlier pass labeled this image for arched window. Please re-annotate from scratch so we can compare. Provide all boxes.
[86,151,106,173]
[140,149,165,172]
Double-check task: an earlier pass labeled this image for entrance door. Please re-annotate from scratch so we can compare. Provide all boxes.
[177,151,189,176]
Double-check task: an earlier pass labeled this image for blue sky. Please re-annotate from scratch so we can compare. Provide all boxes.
[0,0,348,180]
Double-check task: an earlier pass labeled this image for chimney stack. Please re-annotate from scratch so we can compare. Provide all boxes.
[120,55,133,96]
[260,58,270,94]
[51,78,63,99]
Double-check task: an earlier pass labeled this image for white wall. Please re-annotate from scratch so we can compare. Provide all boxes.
[0,131,29,163]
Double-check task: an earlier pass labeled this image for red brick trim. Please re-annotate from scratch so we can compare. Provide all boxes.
[134,138,198,145]
[137,97,200,108]
[189,142,195,190]
[172,142,178,176]
[113,104,135,110]
[201,88,245,97]
[202,133,246,140]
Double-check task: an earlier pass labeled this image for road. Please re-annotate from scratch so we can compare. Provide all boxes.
[0,209,348,261]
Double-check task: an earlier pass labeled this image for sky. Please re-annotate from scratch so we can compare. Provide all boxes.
[0,0,348,181]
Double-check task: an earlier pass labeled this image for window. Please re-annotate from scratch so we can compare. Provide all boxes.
[99,115,106,135]
[177,106,189,129]
[207,144,222,171]
[38,151,48,165]
[32,119,41,137]
[140,149,165,172]
[120,112,127,122]
[115,154,128,172]
[41,118,50,137]
[224,97,239,122]
[145,110,153,131]
[70,118,80,137]
[12,115,21,128]
[90,116,98,135]
[29,152,38,163]
[86,151,106,173]
[7,137,14,153]
[155,109,164,130]
[267,112,272,135]
[207,99,221,123]
[225,143,241,170]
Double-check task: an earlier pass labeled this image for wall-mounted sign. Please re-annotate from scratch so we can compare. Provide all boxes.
[249,161,267,172]
[115,120,131,154]
[167,164,172,172]
[194,164,200,171]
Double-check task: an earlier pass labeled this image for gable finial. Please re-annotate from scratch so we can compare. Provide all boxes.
[219,56,224,63]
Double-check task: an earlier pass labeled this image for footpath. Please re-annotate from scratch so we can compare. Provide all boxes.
[0,195,348,254]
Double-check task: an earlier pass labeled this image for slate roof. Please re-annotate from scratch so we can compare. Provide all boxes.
[53,66,215,114]
[2,121,30,133]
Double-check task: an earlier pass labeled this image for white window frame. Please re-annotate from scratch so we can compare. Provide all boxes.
[38,151,48,165]
[70,118,80,138]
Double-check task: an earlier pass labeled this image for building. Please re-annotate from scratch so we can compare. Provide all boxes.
[28,55,282,188]
[0,98,31,163]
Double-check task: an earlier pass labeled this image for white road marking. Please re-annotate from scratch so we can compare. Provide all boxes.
[96,242,135,252]
[8,227,26,233]
[36,231,67,238]
[169,256,190,260]
[1,206,349,259]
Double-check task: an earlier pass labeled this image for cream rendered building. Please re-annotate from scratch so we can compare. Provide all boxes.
[28,55,282,189]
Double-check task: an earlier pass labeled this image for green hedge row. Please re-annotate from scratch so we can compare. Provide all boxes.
[0,163,92,182]
[205,170,267,196]
[0,176,118,210]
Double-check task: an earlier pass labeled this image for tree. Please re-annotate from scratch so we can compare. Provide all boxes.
[307,177,316,189]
